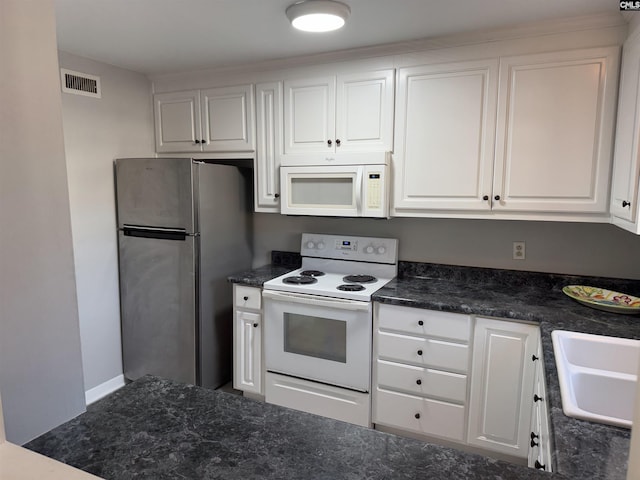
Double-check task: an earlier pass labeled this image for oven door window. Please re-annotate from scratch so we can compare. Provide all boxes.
[283,313,346,363]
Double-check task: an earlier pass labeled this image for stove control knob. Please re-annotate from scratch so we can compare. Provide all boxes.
[317,242,325,250]
[365,246,374,254]
[377,246,386,255]
[306,241,315,249]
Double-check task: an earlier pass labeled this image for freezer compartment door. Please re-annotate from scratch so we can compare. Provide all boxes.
[115,157,195,231]
[119,230,197,384]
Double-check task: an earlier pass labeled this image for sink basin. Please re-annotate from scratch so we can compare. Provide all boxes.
[551,330,640,428]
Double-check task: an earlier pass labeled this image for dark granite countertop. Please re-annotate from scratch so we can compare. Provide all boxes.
[26,375,553,480]
[373,262,640,480]
[228,250,301,287]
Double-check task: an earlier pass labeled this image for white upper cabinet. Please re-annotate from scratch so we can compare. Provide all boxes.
[392,46,619,219]
[154,85,255,153]
[393,60,499,212]
[254,82,283,213]
[154,90,202,152]
[284,76,335,154]
[200,85,254,152]
[611,29,640,231]
[284,69,394,155]
[493,47,619,214]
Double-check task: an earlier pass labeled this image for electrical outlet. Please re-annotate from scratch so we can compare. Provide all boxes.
[513,241,526,260]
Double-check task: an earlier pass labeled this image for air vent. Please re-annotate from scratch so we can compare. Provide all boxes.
[60,68,101,98]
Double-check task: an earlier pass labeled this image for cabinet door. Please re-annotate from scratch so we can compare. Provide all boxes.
[255,82,283,212]
[154,90,202,152]
[335,70,394,152]
[200,85,255,152]
[392,60,498,212]
[493,47,619,213]
[233,310,262,394]
[467,317,539,458]
[283,76,335,154]
[611,32,640,226]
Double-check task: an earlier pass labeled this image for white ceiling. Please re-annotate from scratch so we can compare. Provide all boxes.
[54,0,620,76]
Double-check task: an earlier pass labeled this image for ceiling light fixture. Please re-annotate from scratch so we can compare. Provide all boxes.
[286,0,351,33]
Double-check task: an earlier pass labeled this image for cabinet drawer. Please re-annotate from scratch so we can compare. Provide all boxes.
[234,285,261,310]
[377,331,469,373]
[377,359,467,403]
[374,387,465,441]
[377,303,471,341]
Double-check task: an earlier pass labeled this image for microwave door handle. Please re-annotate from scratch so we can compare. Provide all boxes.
[262,290,370,312]
[355,169,363,214]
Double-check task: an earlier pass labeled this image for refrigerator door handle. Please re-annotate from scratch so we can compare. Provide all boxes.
[122,226,189,241]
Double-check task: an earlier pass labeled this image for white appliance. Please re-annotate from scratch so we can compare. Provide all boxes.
[262,233,398,426]
[279,152,390,218]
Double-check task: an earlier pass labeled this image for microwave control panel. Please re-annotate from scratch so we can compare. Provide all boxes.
[362,165,389,217]
[367,173,382,208]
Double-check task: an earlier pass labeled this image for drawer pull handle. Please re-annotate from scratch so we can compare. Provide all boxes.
[243,296,249,301]
[414,413,420,419]
[534,394,542,402]
[418,320,424,326]
[535,460,545,470]
[417,349,423,356]
[416,379,422,385]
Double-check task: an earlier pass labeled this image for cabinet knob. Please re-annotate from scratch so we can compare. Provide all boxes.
[530,433,540,449]
[483,195,489,201]
[535,460,546,470]
[494,195,501,201]
[243,296,249,301]
[327,139,332,146]
[195,139,201,144]
[417,349,423,356]
[274,193,280,198]
[416,379,422,385]
[336,139,341,146]
[623,200,631,208]
[253,323,258,328]
[532,354,539,362]
[534,394,543,402]
[414,413,421,419]
[418,320,424,326]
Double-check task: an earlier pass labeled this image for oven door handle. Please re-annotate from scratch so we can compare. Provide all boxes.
[262,290,370,311]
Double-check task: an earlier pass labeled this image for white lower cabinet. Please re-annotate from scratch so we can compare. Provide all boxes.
[232,285,263,395]
[467,317,539,459]
[373,303,471,442]
[528,337,552,472]
[375,388,466,441]
[373,303,547,467]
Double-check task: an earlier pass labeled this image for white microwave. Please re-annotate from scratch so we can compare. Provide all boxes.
[280,154,390,218]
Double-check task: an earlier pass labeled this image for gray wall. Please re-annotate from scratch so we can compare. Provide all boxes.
[0,0,86,444]
[253,214,640,279]
[57,51,155,393]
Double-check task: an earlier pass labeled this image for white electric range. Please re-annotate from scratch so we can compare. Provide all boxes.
[262,233,398,427]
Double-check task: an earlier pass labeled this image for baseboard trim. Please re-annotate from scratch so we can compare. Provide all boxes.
[85,374,125,405]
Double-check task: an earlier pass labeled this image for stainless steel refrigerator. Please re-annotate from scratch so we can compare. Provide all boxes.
[115,157,252,388]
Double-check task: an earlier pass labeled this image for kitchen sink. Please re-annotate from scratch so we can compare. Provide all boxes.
[551,330,640,428]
